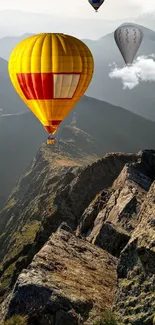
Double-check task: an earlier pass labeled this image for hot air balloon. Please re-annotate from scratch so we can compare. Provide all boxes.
[114,24,144,65]
[88,0,105,12]
[8,33,94,144]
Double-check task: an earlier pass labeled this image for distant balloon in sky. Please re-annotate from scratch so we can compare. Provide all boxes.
[114,24,144,65]
[88,0,105,12]
[8,33,94,144]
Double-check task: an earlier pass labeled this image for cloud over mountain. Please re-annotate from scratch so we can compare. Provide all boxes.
[109,54,155,89]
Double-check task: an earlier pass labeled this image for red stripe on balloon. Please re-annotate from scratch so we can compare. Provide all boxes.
[44,121,62,133]
[16,73,54,100]
[52,120,62,126]
[44,123,61,134]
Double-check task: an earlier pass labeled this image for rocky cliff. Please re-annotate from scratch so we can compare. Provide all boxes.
[0,143,155,324]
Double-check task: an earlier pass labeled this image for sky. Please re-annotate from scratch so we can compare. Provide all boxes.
[0,0,155,19]
[0,0,154,39]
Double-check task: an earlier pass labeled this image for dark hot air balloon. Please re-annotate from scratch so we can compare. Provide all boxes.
[88,0,105,12]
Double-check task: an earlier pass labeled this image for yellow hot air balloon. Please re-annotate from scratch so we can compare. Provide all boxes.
[8,33,94,144]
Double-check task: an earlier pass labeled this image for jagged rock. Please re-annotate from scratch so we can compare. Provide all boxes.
[0,150,134,302]
[79,151,153,262]
[1,228,117,325]
[76,189,112,237]
[88,221,130,257]
[1,149,155,325]
[58,222,73,233]
[116,179,155,324]
[91,160,150,235]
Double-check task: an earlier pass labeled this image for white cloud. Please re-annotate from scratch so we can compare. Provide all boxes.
[109,55,155,89]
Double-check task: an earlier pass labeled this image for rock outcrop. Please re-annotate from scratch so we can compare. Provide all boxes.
[116,179,155,325]
[89,221,130,257]
[0,146,134,304]
[0,227,117,325]
[1,149,155,324]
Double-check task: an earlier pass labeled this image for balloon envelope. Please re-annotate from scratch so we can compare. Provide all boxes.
[8,33,94,135]
[114,24,144,65]
[88,0,105,11]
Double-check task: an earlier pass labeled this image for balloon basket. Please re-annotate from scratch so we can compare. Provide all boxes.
[47,138,56,145]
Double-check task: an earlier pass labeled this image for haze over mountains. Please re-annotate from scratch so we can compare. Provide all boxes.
[0,9,155,208]
[1,95,155,210]
[85,24,155,121]
[1,17,155,121]
[0,10,121,39]
[1,4,155,324]
[0,9,155,39]
[0,57,27,114]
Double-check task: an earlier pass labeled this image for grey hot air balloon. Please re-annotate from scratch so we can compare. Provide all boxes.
[114,24,144,65]
[88,0,105,12]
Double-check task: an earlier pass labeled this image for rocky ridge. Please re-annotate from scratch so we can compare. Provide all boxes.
[0,148,155,324]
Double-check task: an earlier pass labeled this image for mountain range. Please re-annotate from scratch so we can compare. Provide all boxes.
[0,10,155,324]
[0,18,155,209]
[0,95,155,210]
[0,9,155,39]
[1,23,155,121]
